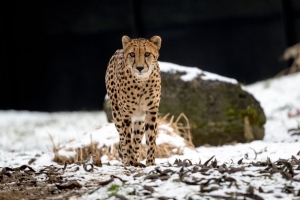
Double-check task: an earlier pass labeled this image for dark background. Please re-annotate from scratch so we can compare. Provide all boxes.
[1,0,300,111]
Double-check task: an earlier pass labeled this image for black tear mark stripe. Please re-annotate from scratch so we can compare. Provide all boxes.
[132,59,135,70]
[145,57,150,70]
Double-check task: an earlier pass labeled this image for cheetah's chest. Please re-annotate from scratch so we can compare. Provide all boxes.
[117,73,158,115]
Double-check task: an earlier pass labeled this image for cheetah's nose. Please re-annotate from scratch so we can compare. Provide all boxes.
[136,66,144,72]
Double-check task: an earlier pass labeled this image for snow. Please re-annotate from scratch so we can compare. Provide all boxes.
[159,61,238,84]
[1,68,300,199]
[0,111,107,152]
[245,72,300,142]
[155,124,185,146]
[50,121,187,160]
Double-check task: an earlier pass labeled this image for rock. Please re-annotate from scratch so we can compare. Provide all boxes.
[103,95,112,123]
[104,62,266,146]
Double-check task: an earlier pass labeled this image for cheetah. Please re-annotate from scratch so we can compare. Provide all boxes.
[105,35,162,166]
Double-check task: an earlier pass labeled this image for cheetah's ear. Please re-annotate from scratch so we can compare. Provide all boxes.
[150,36,162,50]
[122,35,131,49]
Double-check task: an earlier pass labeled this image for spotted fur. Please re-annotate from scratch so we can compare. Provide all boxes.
[105,35,162,166]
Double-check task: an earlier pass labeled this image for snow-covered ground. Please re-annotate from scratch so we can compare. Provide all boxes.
[0,63,300,199]
[245,72,300,142]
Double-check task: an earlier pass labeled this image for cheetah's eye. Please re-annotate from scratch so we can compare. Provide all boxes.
[129,52,135,57]
[145,52,150,57]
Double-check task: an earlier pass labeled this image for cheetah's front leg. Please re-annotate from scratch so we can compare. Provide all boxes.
[121,117,135,166]
[144,111,158,166]
[132,121,145,162]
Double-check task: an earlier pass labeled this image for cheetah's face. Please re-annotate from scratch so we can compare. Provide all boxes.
[122,35,162,79]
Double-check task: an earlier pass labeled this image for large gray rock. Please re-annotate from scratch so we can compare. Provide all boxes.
[104,62,266,146]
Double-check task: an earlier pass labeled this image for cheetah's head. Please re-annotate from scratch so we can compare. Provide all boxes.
[122,35,161,80]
